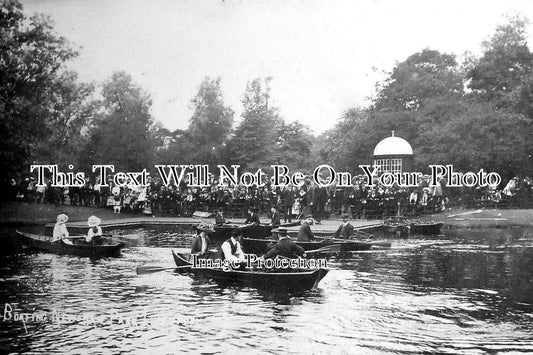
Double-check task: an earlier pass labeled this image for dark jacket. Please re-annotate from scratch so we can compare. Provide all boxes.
[270,211,281,226]
[244,212,260,225]
[215,213,226,225]
[264,237,305,259]
[191,234,211,254]
[333,222,354,239]
[297,222,315,242]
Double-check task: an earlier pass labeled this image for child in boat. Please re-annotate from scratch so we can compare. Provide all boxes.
[86,215,103,244]
[52,214,69,243]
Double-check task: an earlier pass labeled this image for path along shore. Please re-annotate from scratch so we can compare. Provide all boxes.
[1,202,533,234]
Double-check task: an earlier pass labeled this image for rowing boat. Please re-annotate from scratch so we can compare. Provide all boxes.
[241,237,373,255]
[16,231,124,258]
[409,222,443,235]
[212,221,301,241]
[171,251,328,291]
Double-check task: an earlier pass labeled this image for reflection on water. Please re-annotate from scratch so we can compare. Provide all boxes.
[0,226,532,353]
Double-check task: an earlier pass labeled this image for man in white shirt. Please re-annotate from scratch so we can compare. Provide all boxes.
[219,229,246,262]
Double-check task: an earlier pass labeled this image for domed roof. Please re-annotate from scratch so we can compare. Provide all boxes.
[373,131,413,156]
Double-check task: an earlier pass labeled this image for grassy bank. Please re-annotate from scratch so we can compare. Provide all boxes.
[0,202,135,225]
[417,207,533,228]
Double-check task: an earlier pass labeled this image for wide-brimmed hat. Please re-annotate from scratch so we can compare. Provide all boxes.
[196,222,214,233]
[56,214,68,224]
[87,215,101,228]
[306,214,313,219]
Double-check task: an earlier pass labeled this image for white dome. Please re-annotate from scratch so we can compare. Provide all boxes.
[373,132,413,156]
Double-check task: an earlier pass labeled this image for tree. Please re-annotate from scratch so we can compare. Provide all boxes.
[188,77,234,164]
[228,78,282,169]
[35,71,96,166]
[84,72,154,171]
[0,0,79,183]
[374,49,463,113]
[275,121,314,170]
[319,108,373,172]
[467,15,533,109]
[419,100,530,176]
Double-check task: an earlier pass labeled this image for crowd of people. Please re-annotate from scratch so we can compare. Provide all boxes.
[8,172,533,221]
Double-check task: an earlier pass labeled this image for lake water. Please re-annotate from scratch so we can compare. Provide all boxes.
[1,225,533,354]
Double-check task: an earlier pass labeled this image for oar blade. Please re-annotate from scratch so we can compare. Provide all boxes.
[136,266,173,275]
[136,265,192,275]
[306,243,343,254]
[370,241,392,248]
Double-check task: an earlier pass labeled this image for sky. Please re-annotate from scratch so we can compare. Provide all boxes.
[20,0,533,135]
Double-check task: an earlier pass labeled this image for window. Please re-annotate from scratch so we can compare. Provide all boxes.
[374,158,402,174]
[391,159,402,174]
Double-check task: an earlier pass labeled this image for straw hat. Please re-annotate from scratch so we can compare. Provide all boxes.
[87,215,101,228]
[56,214,68,224]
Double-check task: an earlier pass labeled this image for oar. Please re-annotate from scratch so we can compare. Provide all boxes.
[306,244,343,254]
[136,265,191,275]
[67,234,113,240]
[369,241,392,248]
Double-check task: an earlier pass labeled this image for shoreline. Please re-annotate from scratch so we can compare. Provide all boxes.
[1,202,533,230]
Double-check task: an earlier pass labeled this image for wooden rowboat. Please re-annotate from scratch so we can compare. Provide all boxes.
[241,237,373,255]
[212,221,301,241]
[16,231,124,258]
[171,251,328,292]
[409,222,443,235]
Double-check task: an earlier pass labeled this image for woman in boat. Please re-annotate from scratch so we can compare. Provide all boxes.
[52,214,69,243]
[86,215,103,244]
[191,222,213,258]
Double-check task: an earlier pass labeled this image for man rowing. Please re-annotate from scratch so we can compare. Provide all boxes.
[263,228,306,259]
[297,214,315,242]
[243,207,260,226]
[333,214,354,239]
[214,208,228,226]
[269,206,281,226]
[218,229,246,264]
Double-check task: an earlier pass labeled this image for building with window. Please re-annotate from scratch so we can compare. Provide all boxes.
[373,131,413,174]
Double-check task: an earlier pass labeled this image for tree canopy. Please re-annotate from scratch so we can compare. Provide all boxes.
[2,1,532,184]
[0,0,79,182]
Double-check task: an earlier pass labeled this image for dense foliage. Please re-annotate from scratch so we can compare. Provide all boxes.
[2,0,532,185]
